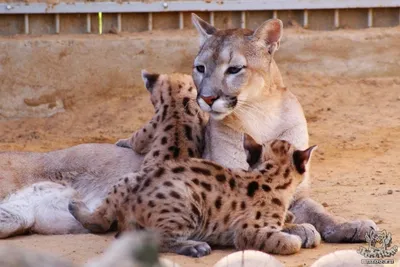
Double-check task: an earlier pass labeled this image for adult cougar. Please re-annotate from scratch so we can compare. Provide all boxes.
[190,13,377,243]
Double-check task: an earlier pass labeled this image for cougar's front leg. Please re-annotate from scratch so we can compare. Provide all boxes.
[115,119,157,153]
[290,197,377,243]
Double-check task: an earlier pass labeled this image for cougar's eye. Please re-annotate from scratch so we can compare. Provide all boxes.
[226,66,245,74]
[196,65,205,73]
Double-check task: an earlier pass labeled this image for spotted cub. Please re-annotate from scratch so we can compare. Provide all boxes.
[116,70,207,167]
[69,135,317,257]
[67,71,207,234]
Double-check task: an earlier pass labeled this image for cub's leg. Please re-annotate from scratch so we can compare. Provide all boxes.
[234,228,302,255]
[282,223,321,248]
[115,119,157,153]
[290,197,377,243]
[68,173,139,233]
[68,198,115,233]
[155,223,211,257]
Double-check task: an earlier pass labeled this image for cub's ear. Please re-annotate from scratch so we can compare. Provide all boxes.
[253,19,283,55]
[191,13,217,46]
[243,133,263,167]
[293,145,317,174]
[141,69,160,93]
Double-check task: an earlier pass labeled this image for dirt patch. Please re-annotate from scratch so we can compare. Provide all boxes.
[0,28,399,266]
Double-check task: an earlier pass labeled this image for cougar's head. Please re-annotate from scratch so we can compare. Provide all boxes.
[191,13,283,120]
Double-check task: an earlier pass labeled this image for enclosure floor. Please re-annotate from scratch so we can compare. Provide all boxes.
[0,31,400,266]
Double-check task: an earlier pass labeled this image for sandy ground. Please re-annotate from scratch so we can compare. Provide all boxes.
[0,29,399,266]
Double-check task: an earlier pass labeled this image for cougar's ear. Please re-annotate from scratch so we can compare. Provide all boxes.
[243,134,263,167]
[141,69,160,93]
[293,145,317,174]
[253,19,283,55]
[191,13,217,46]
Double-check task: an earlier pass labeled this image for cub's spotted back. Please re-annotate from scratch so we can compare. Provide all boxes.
[70,137,319,257]
[70,71,208,234]
[116,71,208,167]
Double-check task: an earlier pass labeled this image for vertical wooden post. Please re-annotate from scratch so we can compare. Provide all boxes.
[24,14,29,34]
[334,9,340,28]
[368,8,373,28]
[86,13,91,33]
[148,13,153,31]
[303,10,309,28]
[240,11,246,28]
[55,14,60,33]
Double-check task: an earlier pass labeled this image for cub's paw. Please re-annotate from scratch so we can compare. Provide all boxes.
[175,242,211,258]
[115,139,132,148]
[68,200,105,233]
[322,219,378,243]
[283,223,321,248]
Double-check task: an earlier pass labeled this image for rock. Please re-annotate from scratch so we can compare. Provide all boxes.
[213,250,284,267]
[322,202,329,207]
[387,189,393,195]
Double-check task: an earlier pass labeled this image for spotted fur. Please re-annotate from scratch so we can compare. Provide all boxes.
[69,138,317,257]
[116,71,207,167]
[69,71,208,234]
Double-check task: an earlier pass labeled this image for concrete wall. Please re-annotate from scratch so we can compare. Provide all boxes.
[0,8,399,35]
[1,28,399,119]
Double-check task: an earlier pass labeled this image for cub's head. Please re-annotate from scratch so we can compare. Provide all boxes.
[141,70,198,110]
[243,134,316,185]
[191,13,283,120]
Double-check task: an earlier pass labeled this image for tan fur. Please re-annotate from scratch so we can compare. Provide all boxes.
[191,13,377,243]
[69,139,318,257]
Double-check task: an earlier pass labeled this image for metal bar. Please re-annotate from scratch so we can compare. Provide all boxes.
[334,9,339,28]
[24,14,29,34]
[55,14,60,33]
[209,11,215,26]
[3,0,400,14]
[368,8,373,27]
[86,13,91,33]
[240,11,246,28]
[117,13,122,32]
[272,10,278,19]
[148,12,153,31]
[179,12,184,29]
[303,9,308,28]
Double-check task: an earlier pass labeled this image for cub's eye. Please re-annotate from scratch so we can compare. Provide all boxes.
[226,66,244,74]
[196,65,205,73]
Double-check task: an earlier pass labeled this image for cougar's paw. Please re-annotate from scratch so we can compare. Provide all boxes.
[176,242,211,258]
[115,139,132,148]
[322,219,378,243]
[283,223,321,248]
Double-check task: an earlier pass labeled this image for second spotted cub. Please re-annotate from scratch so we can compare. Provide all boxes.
[69,136,317,257]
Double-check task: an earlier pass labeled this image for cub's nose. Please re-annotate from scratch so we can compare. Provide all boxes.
[200,95,219,106]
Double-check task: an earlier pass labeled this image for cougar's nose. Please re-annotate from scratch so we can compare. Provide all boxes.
[200,95,219,106]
